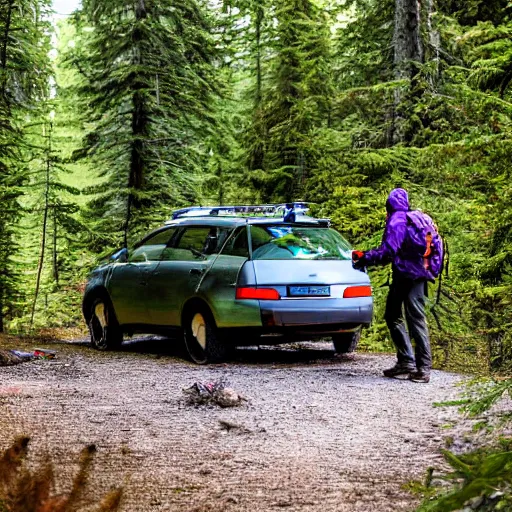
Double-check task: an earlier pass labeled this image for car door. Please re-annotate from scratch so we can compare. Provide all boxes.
[199,226,262,328]
[107,228,177,326]
[146,226,231,326]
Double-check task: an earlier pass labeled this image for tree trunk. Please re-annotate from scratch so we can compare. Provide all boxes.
[30,122,52,329]
[425,0,440,86]
[393,0,423,79]
[217,160,224,206]
[52,208,59,285]
[255,4,263,108]
[391,0,424,144]
[0,0,14,332]
[0,280,4,333]
[0,0,14,99]
[124,0,148,245]
[248,3,266,172]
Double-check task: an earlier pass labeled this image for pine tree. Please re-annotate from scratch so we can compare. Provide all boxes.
[224,0,274,173]
[23,114,82,330]
[248,0,333,202]
[0,0,52,332]
[69,0,219,251]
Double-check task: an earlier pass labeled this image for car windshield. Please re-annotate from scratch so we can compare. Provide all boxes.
[250,225,352,260]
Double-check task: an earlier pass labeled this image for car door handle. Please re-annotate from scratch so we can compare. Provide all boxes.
[190,268,205,276]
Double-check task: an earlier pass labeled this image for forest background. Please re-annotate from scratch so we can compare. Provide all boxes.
[1,0,512,509]
[0,0,511,376]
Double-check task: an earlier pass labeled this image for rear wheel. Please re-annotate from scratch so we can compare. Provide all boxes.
[332,330,361,354]
[88,297,123,351]
[184,308,226,364]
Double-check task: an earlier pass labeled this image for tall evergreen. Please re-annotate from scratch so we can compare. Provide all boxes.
[22,114,82,330]
[70,0,219,250]
[0,0,52,332]
[222,0,274,173]
[248,0,333,202]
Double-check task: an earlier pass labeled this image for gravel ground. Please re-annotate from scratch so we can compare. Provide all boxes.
[0,336,467,512]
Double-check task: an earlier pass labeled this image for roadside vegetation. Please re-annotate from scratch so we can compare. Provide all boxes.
[415,379,512,511]
[0,0,511,510]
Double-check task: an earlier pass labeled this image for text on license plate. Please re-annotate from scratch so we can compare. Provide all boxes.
[288,286,330,297]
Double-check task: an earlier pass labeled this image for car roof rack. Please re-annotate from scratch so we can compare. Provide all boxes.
[169,202,312,220]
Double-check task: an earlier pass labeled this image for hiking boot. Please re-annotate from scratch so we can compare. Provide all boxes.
[383,363,415,379]
[409,369,431,383]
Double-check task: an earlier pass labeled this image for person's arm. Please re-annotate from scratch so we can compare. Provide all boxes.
[361,212,407,267]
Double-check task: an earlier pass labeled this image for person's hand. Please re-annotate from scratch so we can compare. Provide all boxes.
[352,250,366,269]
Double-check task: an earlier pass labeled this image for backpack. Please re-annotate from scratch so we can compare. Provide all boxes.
[403,210,444,278]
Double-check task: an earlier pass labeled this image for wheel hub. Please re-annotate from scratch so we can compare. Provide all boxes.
[191,313,206,350]
[94,302,108,328]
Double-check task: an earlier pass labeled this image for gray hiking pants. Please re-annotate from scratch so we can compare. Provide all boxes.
[384,275,432,370]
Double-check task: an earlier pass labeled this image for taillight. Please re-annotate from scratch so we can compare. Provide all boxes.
[236,287,281,300]
[343,285,372,298]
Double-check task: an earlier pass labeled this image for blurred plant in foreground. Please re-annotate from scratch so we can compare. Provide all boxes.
[0,436,122,512]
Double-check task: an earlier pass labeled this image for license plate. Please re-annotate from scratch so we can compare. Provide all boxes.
[288,285,330,297]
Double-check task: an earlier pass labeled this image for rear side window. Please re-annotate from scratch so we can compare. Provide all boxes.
[221,227,249,258]
[161,226,232,261]
[250,225,352,260]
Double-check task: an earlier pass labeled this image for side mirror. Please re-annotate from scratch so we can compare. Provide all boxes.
[111,248,128,263]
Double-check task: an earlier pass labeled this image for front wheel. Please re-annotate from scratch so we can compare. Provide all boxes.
[184,309,226,364]
[332,330,361,354]
[88,297,123,351]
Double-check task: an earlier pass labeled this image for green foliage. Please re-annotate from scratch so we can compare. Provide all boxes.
[0,0,53,332]
[333,0,395,90]
[438,0,511,27]
[20,115,84,332]
[416,449,512,512]
[418,378,512,511]
[67,0,220,249]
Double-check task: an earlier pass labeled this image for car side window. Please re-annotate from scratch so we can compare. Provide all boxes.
[128,228,176,263]
[161,227,232,261]
[222,227,249,258]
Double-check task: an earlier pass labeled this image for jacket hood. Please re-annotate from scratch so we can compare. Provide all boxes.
[386,188,410,213]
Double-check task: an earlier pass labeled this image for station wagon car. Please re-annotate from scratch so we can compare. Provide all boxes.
[82,205,373,364]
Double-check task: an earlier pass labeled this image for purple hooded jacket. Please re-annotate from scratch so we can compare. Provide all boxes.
[363,188,433,281]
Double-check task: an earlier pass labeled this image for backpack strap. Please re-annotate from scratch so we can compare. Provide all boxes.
[423,231,433,270]
[435,238,449,306]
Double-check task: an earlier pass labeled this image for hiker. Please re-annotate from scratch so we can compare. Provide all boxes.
[352,188,443,383]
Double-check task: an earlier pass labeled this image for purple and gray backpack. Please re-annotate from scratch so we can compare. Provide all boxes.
[403,210,444,278]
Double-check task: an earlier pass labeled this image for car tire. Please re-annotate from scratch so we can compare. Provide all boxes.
[332,330,361,354]
[184,308,226,364]
[88,297,123,351]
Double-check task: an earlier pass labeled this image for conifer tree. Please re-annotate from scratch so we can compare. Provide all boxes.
[0,0,52,332]
[24,114,82,330]
[249,0,333,202]
[70,0,219,250]
[224,0,274,173]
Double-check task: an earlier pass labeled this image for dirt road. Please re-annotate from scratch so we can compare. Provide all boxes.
[0,337,466,511]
